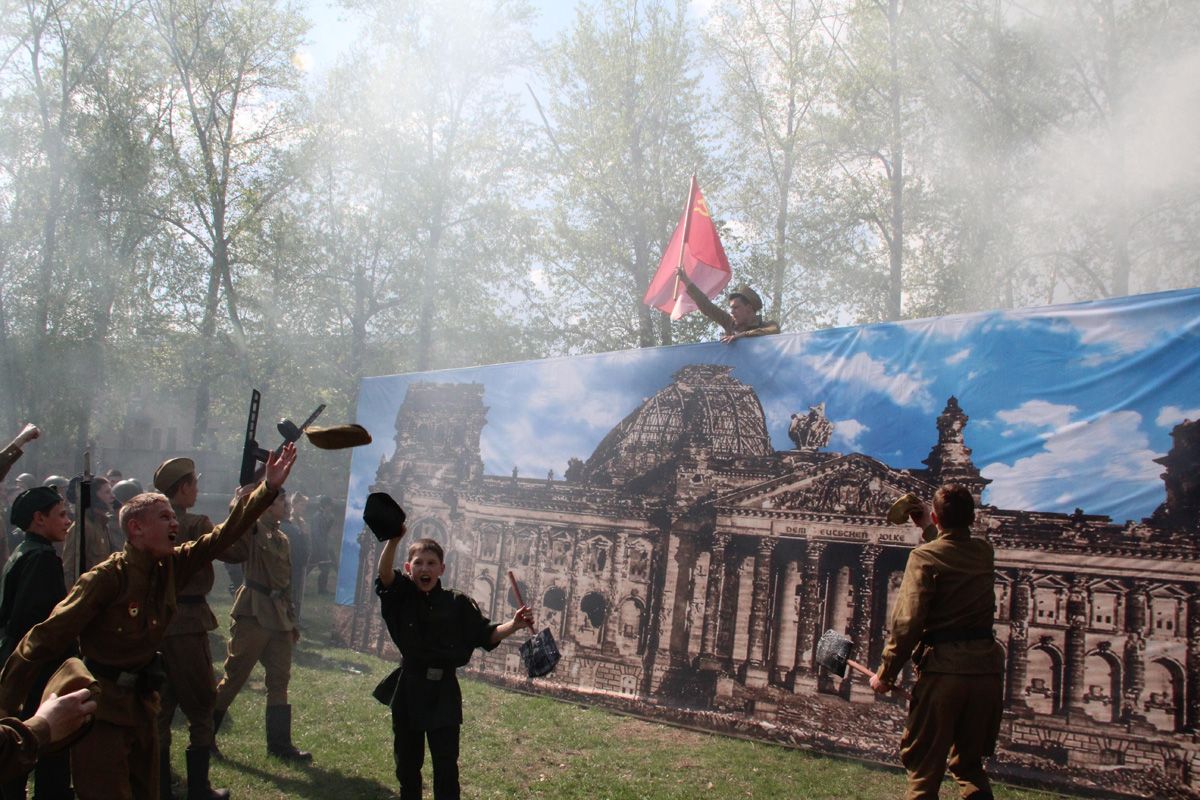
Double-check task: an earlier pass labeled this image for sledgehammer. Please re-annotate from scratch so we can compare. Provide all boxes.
[815,629,911,701]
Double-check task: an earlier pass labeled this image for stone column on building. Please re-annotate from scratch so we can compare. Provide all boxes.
[698,532,730,671]
[1062,575,1089,717]
[848,545,881,702]
[743,536,778,688]
[1186,588,1200,732]
[791,540,826,693]
[1122,585,1149,723]
[601,531,627,654]
[1006,570,1034,713]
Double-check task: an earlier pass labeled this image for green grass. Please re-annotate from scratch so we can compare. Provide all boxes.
[172,582,1068,799]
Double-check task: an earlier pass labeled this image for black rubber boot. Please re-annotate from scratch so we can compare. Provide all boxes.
[265,704,312,763]
[185,746,231,800]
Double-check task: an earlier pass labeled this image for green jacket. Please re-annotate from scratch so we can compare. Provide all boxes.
[878,527,1005,683]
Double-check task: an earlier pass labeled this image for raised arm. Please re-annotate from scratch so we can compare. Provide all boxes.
[677,267,734,333]
[376,534,404,588]
[0,424,38,484]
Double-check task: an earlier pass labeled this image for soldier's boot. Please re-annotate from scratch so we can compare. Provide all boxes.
[210,709,227,759]
[185,746,231,800]
[265,704,312,763]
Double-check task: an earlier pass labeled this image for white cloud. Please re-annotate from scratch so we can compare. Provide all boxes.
[1156,405,1200,428]
[945,348,970,365]
[982,410,1161,513]
[995,400,1078,430]
[830,418,868,451]
[801,351,934,410]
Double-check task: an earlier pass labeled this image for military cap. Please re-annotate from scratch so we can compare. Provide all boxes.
[10,486,63,529]
[729,284,764,313]
[305,424,372,450]
[363,492,406,541]
[153,457,196,494]
[886,493,923,525]
[39,657,97,752]
[111,479,144,505]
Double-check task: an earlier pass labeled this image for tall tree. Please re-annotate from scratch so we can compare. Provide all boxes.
[708,0,843,330]
[148,0,307,446]
[534,0,713,351]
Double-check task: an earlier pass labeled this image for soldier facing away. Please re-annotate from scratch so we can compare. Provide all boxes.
[870,484,1005,800]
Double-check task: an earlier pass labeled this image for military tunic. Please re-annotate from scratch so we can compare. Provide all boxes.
[0,482,276,800]
[157,507,223,749]
[682,281,781,337]
[61,508,117,584]
[214,518,296,710]
[878,526,1005,800]
[0,716,47,784]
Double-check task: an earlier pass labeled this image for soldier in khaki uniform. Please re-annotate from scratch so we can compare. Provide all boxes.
[62,477,118,584]
[212,487,310,762]
[675,267,781,342]
[871,484,1005,800]
[153,458,230,800]
[0,445,297,800]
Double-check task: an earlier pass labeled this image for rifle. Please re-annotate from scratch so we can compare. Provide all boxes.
[77,451,91,583]
[238,390,325,486]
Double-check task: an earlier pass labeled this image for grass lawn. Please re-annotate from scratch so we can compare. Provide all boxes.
[178,580,1069,800]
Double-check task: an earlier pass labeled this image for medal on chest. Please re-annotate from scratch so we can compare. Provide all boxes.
[128,601,140,618]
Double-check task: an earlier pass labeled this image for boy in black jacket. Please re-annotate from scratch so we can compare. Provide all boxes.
[375,532,531,800]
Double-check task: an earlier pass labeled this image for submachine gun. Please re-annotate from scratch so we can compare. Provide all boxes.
[238,390,325,486]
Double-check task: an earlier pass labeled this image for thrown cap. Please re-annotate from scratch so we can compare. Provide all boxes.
[305,424,372,450]
[728,284,763,313]
[886,493,922,525]
[363,492,406,542]
[153,457,196,494]
[10,486,63,529]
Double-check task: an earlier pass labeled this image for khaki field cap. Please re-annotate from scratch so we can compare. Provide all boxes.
[40,657,98,752]
[305,424,372,450]
[729,285,763,312]
[887,493,923,525]
[153,457,195,494]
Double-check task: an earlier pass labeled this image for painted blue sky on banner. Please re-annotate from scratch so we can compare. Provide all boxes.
[342,289,1200,570]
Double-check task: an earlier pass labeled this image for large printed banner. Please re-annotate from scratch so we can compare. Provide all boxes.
[335,288,1200,798]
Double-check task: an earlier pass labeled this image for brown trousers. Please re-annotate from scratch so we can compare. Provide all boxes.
[158,631,217,748]
[214,616,293,711]
[899,672,1003,800]
[71,718,157,800]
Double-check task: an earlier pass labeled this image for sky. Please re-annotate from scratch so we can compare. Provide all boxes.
[341,287,1200,556]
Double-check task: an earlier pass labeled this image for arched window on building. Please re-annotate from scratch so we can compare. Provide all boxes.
[473,574,495,617]
[616,596,647,656]
[1083,648,1122,723]
[1025,643,1063,716]
[577,592,608,648]
[1145,657,1185,733]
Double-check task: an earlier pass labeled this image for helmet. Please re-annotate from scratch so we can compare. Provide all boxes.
[112,479,145,505]
[42,475,68,491]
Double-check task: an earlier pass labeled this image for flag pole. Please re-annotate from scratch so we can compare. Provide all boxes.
[670,174,699,305]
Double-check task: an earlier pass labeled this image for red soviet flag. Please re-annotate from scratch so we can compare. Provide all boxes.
[643,177,732,320]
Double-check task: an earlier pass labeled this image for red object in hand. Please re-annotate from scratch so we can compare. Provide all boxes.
[507,571,535,629]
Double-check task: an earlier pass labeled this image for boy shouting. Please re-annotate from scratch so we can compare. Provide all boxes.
[375,529,532,800]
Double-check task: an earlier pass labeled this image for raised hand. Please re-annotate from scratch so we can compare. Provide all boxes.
[265,442,297,492]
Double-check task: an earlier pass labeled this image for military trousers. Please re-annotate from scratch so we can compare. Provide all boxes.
[71,717,158,800]
[214,616,293,711]
[899,671,1003,800]
[158,630,217,748]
